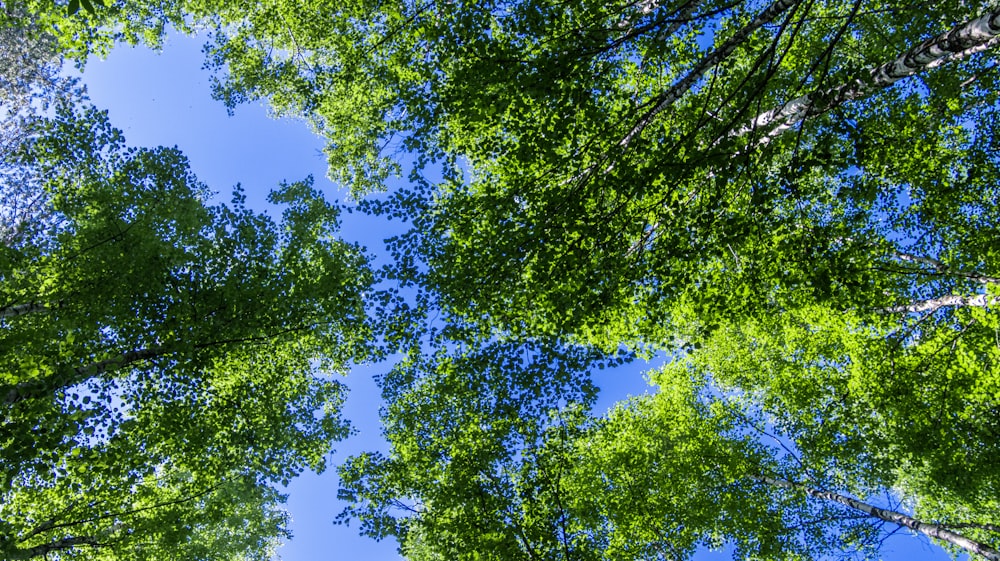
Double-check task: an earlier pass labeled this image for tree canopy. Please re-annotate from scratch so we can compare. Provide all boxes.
[0,92,372,558]
[4,0,1000,559]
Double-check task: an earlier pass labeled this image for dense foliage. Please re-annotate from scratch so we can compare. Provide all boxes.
[4,0,1000,559]
[0,25,372,556]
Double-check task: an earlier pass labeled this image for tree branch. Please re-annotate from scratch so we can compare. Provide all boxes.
[4,536,99,560]
[736,6,1000,145]
[622,0,803,148]
[2,320,322,406]
[892,251,1000,284]
[2,346,168,406]
[755,475,1000,561]
[21,482,222,539]
[0,301,58,319]
[882,293,996,314]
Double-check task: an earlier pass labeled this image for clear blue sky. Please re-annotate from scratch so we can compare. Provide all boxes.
[73,33,955,561]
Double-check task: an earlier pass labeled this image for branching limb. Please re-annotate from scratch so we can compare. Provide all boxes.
[756,475,1000,561]
[622,0,804,148]
[892,251,1000,285]
[735,7,1000,145]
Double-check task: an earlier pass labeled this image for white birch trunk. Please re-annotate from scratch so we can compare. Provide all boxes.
[736,7,1000,144]
[883,293,996,314]
[757,475,1000,561]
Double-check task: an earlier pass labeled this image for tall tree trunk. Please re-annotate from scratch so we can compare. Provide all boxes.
[737,7,1000,144]
[756,475,1000,561]
[883,293,997,314]
[621,0,802,147]
[1,346,168,405]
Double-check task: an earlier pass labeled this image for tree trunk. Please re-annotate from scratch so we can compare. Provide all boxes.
[756,475,1000,561]
[621,0,802,147]
[1,346,168,405]
[738,6,1000,144]
[883,293,996,314]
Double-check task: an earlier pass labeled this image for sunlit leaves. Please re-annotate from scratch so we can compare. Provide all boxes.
[0,104,372,558]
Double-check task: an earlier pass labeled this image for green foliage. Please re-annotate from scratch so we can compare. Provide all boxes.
[336,330,624,542]
[12,0,1000,558]
[312,2,1000,558]
[671,303,1000,540]
[0,104,372,559]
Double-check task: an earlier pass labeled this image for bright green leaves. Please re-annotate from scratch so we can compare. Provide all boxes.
[568,382,789,561]
[1,474,290,561]
[664,300,1000,549]
[0,103,373,558]
[338,333,630,560]
[14,0,1000,558]
[323,3,1000,558]
[67,0,103,16]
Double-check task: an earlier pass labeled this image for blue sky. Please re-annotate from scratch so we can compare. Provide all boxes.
[73,32,957,561]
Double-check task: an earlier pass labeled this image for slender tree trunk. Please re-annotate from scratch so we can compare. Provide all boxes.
[1,346,167,405]
[883,293,996,314]
[621,0,802,147]
[738,6,1000,144]
[755,475,1000,561]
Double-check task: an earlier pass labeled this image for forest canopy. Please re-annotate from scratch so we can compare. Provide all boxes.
[1,12,371,559]
[3,0,1000,560]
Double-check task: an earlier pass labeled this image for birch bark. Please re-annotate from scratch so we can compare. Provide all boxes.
[883,293,997,314]
[735,7,1000,145]
[756,475,1000,561]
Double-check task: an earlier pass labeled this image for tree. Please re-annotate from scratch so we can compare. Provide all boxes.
[0,103,372,559]
[22,0,1000,558]
[342,350,1000,561]
[575,369,1000,561]
[26,0,1000,341]
[316,3,998,558]
[0,5,82,248]
[21,0,1000,327]
[66,0,995,353]
[336,332,625,561]
[338,7,999,556]
[661,302,1000,555]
